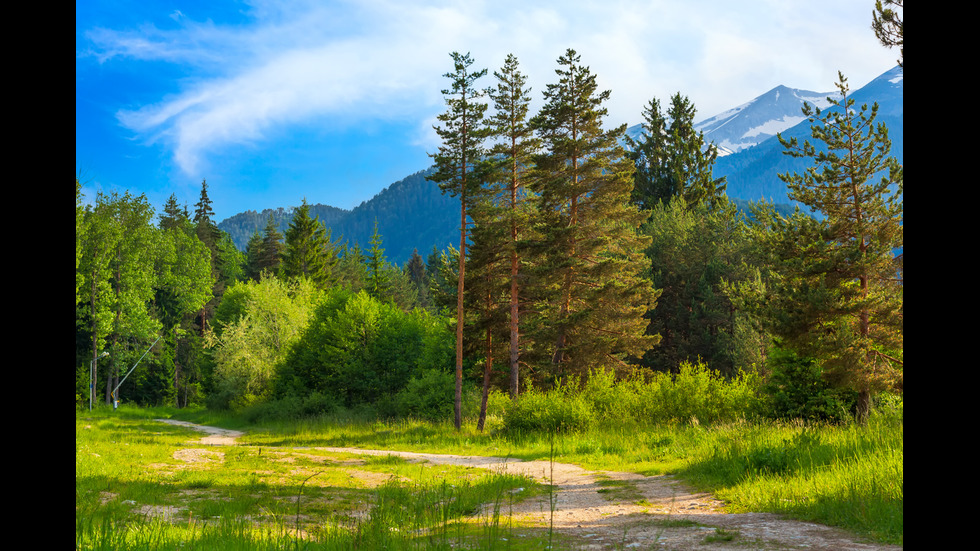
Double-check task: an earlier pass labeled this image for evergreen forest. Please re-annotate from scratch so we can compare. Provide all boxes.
[75,47,902,430]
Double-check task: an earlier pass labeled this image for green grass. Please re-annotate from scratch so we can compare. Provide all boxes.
[76,406,551,550]
[77,401,903,548]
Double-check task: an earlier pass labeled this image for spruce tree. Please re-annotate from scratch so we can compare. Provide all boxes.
[626,97,670,210]
[628,93,726,209]
[529,48,659,384]
[335,243,368,293]
[193,179,221,250]
[160,194,187,231]
[365,220,392,303]
[257,214,285,277]
[429,51,490,429]
[404,248,433,310]
[281,199,339,289]
[769,72,903,422]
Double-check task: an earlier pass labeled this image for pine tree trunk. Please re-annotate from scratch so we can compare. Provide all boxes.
[455,195,466,431]
[509,159,520,399]
[856,388,871,424]
[477,321,493,432]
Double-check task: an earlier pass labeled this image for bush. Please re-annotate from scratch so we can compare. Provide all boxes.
[395,368,455,421]
[612,361,763,425]
[763,350,856,423]
[502,384,595,434]
[238,392,341,424]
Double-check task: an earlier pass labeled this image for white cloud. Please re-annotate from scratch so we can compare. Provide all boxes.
[83,0,898,176]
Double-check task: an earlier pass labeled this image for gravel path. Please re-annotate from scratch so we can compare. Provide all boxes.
[156,419,902,550]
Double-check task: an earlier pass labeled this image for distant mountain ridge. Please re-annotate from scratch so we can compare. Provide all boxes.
[219,65,902,265]
[715,65,903,205]
[219,169,457,265]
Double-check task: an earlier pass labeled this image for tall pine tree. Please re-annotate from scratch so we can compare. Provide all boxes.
[429,51,490,429]
[627,93,726,210]
[365,219,393,303]
[487,53,540,399]
[281,199,339,289]
[767,72,904,422]
[529,48,659,385]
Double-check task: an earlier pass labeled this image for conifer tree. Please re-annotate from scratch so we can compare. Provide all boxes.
[466,192,511,431]
[245,231,264,282]
[335,243,368,293]
[529,48,659,384]
[281,199,339,289]
[429,51,490,429]
[628,93,726,209]
[404,248,433,310]
[256,214,285,278]
[767,72,904,422]
[193,179,221,250]
[487,53,540,399]
[365,220,392,303]
[160,194,187,231]
[872,0,903,67]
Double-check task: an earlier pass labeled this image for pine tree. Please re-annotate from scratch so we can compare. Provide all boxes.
[487,53,541,399]
[640,197,756,376]
[665,94,727,207]
[872,0,903,67]
[529,48,659,384]
[626,98,670,210]
[244,232,264,281]
[429,51,490,429]
[404,248,433,310]
[335,243,368,293]
[281,199,339,289]
[770,72,903,422]
[466,192,511,431]
[193,179,221,250]
[160,194,187,231]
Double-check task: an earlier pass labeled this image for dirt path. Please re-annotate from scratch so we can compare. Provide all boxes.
[156,420,901,550]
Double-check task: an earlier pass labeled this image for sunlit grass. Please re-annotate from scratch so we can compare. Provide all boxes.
[78,398,902,547]
[76,406,550,550]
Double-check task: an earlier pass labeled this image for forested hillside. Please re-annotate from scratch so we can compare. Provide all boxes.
[219,169,458,265]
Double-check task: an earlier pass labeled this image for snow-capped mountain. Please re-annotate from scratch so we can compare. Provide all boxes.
[625,65,902,161]
[624,85,840,157]
[713,65,903,205]
[694,86,840,156]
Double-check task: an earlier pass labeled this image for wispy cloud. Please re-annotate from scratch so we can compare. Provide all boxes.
[79,0,896,177]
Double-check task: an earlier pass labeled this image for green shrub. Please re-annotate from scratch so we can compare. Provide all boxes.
[502,384,595,434]
[764,350,856,423]
[393,368,455,421]
[612,361,763,425]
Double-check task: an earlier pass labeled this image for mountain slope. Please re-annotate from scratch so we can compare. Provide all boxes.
[219,66,902,264]
[219,169,458,265]
[714,65,903,205]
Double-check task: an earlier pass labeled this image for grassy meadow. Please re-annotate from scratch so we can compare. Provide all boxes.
[76,370,903,549]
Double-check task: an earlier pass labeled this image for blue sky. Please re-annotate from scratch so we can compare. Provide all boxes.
[76,0,899,223]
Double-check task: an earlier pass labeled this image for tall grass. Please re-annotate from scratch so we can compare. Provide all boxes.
[76,407,549,550]
[78,362,903,548]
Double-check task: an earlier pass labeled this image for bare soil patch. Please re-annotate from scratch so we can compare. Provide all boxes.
[155,420,901,550]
